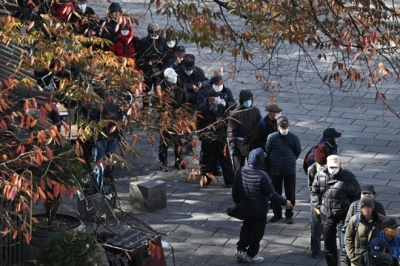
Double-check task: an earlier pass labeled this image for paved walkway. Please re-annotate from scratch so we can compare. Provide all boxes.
[45,1,400,265]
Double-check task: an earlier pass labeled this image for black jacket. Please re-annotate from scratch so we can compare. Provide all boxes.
[232,148,287,218]
[152,79,188,111]
[311,168,361,219]
[197,86,236,114]
[345,199,386,223]
[248,116,277,152]
[135,36,167,78]
[196,101,228,144]
[265,131,301,176]
[175,66,209,105]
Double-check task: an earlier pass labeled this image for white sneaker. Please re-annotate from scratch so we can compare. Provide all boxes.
[244,254,264,263]
[236,250,245,260]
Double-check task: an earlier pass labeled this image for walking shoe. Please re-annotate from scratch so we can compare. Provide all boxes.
[269,216,282,223]
[212,169,222,176]
[243,254,264,263]
[236,250,245,261]
[286,217,293,224]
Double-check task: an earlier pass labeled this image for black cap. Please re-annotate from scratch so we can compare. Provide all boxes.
[374,253,394,266]
[360,195,374,209]
[361,184,375,194]
[277,116,290,127]
[383,218,399,230]
[368,238,386,256]
[208,89,221,97]
[210,75,223,86]
[174,46,185,52]
[323,128,342,139]
[182,56,194,70]
[239,89,253,101]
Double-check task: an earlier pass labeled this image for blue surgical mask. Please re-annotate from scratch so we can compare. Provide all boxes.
[243,100,252,108]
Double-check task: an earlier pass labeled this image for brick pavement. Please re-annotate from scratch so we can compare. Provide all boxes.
[43,1,400,265]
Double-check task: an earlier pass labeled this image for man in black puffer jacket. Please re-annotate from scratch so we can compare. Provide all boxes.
[233,148,293,263]
[265,116,301,224]
[311,155,360,266]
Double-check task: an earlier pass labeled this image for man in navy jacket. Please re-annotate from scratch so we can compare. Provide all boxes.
[233,148,293,263]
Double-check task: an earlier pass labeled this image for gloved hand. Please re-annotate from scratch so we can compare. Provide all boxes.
[314,207,321,215]
[241,134,251,145]
[220,99,226,106]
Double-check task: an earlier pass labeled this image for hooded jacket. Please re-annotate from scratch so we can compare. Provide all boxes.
[345,199,386,223]
[345,212,386,264]
[377,230,400,261]
[232,148,287,218]
[110,25,137,58]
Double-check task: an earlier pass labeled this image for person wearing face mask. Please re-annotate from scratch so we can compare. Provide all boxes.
[163,31,179,66]
[110,20,137,59]
[197,89,234,187]
[135,22,168,109]
[73,0,98,35]
[377,218,400,261]
[167,46,186,69]
[345,195,386,266]
[265,116,301,224]
[227,89,262,176]
[311,155,361,266]
[155,68,189,171]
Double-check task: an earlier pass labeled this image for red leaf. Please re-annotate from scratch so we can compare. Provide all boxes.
[38,188,46,203]
[36,152,43,166]
[62,121,70,133]
[45,146,53,160]
[27,20,35,31]
[24,233,31,244]
[1,119,7,130]
[375,91,380,102]
[60,185,67,198]
[12,230,18,239]
[381,93,386,100]
[2,227,9,236]
[109,125,116,134]
[33,192,39,203]
[53,183,60,198]
[46,191,54,200]
[40,106,47,118]
[24,100,29,114]
[46,176,53,188]
[32,98,37,109]
[40,179,46,191]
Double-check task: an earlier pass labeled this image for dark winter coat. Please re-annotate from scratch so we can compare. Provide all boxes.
[50,1,77,22]
[307,162,325,194]
[110,26,137,58]
[175,66,209,105]
[152,79,188,110]
[345,211,386,264]
[96,18,120,45]
[345,199,386,223]
[197,86,236,113]
[90,102,123,140]
[135,36,167,78]
[227,106,262,154]
[320,137,338,155]
[196,101,228,144]
[232,148,287,218]
[248,116,277,152]
[265,131,301,176]
[311,168,361,219]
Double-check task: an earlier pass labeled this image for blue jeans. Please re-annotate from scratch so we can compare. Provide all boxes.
[96,139,118,161]
[310,204,322,253]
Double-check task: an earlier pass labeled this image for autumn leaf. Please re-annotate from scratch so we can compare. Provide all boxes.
[45,146,53,160]
[12,230,18,239]
[24,233,31,244]
[206,172,217,184]
[53,183,60,198]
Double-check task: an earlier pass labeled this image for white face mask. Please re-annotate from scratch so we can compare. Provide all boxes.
[184,70,193,76]
[167,41,176,48]
[151,35,159,40]
[212,97,221,105]
[328,167,340,175]
[121,30,129,36]
[78,4,87,12]
[169,76,177,84]
[275,113,281,120]
[279,129,289,135]
[212,84,223,92]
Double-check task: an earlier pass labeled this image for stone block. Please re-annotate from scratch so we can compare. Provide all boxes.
[130,180,166,212]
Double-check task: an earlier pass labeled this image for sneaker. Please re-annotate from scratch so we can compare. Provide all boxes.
[244,254,264,263]
[236,250,245,261]
[269,216,282,223]
[286,217,293,224]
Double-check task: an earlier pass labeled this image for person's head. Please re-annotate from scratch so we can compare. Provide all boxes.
[368,238,386,257]
[147,23,160,39]
[360,184,376,198]
[265,102,283,120]
[326,155,341,175]
[239,89,253,108]
[208,89,221,106]
[374,253,394,266]
[323,128,342,146]
[314,145,330,166]
[383,218,399,241]
[163,68,178,84]
[77,0,87,12]
[166,38,177,48]
[182,56,195,76]
[120,23,131,37]
[174,46,186,61]
[108,2,122,20]
[276,116,290,135]
[360,195,374,218]
[210,75,223,92]
[248,148,266,169]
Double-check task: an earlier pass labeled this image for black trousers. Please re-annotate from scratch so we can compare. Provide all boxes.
[271,174,296,218]
[237,216,267,257]
[201,141,234,185]
[159,132,182,166]
[310,204,322,253]
[323,216,345,266]
[232,155,246,177]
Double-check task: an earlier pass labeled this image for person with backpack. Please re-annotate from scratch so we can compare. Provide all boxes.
[311,155,361,266]
[376,218,400,262]
[307,144,330,258]
[303,127,342,174]
[345,196,386,266]
[357,237,399,266]
[248,102,281,177]
[341,184,387,265]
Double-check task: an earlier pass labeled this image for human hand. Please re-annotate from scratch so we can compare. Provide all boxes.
[220,99,226,106]
[192,85,199,92]
[285,200,293,209]
[314,207,320,215]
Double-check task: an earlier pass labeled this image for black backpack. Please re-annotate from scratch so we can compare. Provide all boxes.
[303,145,319,174]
